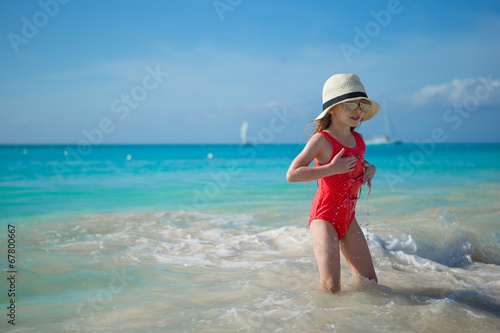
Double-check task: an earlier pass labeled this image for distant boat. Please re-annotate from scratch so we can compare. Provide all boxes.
[366,135,396,145]
[240,121,251,145]
[366,100,402,145]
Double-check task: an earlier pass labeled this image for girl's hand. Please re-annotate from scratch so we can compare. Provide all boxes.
[363,161,376,188]
[328,148,358,175]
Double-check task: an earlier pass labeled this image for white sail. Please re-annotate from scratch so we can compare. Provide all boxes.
[240,121,249,145]
[366,99,401,145]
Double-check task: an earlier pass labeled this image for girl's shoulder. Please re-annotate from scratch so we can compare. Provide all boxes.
[308,131,330,147]
[307,132,334,164]
[307,131,333,152]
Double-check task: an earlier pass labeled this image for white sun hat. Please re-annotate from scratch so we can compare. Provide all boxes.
[316,73,380,122]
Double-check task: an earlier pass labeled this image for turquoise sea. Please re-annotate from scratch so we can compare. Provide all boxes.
[1,143,499,332]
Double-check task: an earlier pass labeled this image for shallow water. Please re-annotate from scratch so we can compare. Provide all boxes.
[1,143,499,332]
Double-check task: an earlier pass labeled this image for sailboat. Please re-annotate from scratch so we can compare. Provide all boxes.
[366,100,402,145]
[240,121,251,145]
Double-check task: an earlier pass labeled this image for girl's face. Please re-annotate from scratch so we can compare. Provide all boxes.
[332,100,364,128]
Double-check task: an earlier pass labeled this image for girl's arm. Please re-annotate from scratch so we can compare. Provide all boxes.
[286,133,358,183]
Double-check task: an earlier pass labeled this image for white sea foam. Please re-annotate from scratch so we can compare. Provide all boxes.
[383,234,418,253]
[16,209,500,332]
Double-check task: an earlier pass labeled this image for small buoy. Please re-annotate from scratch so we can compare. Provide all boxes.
[126,154,132,160]
[207,153,213,159]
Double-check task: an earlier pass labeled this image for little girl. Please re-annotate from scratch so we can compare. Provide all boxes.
[287,74,379,293]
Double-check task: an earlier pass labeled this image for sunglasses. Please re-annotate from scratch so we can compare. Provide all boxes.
[343,99,371,113]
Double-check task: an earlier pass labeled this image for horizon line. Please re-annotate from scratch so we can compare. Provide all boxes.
[1,141,500,146]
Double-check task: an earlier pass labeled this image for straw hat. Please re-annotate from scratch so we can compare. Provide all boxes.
[315,74,380,122]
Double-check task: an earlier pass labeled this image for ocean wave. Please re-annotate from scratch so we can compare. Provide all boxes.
[30,209,498,270]
[12,209,500,332]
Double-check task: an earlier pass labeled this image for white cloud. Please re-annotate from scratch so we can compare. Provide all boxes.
[409,76,500,106]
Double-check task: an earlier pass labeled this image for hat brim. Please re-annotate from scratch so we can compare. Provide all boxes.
[315,97,380,122]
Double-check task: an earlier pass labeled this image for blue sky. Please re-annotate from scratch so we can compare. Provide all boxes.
[1,0,499,144]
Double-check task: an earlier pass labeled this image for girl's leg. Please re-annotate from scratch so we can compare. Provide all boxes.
[339,218,378,282]
[310,219,341,293]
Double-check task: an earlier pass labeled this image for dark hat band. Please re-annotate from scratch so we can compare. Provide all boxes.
[322,91,368,111]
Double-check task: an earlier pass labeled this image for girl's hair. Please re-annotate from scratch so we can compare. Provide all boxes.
[304,106,360,141]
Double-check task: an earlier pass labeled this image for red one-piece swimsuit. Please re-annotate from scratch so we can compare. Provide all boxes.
[309,131,365,239]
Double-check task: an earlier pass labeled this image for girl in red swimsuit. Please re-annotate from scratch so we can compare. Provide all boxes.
[287,74,379,293]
